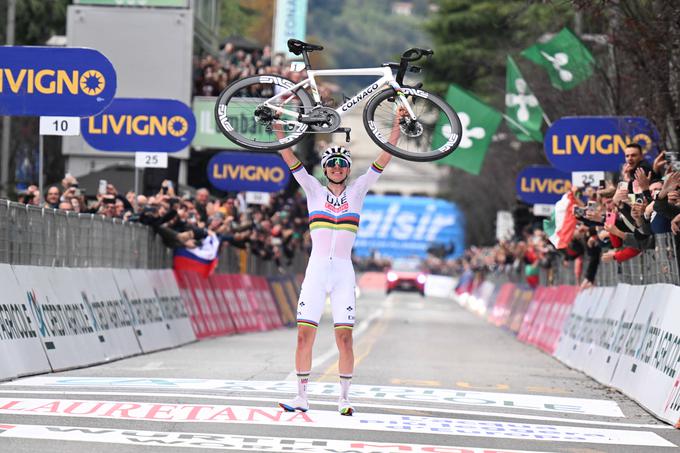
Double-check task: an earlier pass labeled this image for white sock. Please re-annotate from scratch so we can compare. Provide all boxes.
[296,371,310,399]
[339,374,352,399]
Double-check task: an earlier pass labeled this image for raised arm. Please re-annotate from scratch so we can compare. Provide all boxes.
[278,145,299,168]
[374,106,408,169]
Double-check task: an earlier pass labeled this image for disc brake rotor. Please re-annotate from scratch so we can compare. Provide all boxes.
[400,119,424,138]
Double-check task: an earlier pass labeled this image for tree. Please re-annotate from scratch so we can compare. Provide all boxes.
[425,0,575,246]
[0,0,68,45]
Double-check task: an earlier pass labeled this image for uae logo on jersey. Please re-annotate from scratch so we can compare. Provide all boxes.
[325,192,348,213]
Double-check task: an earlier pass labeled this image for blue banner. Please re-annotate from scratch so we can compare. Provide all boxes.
[0,46,116,117]
[207,151,290,192]
[354,195,464,259]
[82,98,196,152]
[544,116,660,172]
[516,165,571,205]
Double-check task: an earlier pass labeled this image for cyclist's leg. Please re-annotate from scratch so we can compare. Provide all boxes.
[330,261,356,415]
[279,264,327,411]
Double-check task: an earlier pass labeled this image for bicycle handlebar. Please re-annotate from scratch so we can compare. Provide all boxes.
[401,48,433,62]
[395,48,433,85]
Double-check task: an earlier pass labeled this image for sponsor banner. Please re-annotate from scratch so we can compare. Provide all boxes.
[183,271,234,337]
[0,264,51,381]
[228,274,267,331]
[209,275,251,334]
[79,268,142,360]
[487,283,516,327]
[424,275,457,299]
[554,287,614,369]
[173,271,211,338]
[0,46,116,117]
[152,269,196,346]
[12,266,106,371]
[610,284,680,426]
[544,116,660,172]
[536,285,579,355]
[355,195,465,259]
[267,277,297,327]
[272,0,309,58]
[517,286,550,344]
[0,398,665,445]
[82,98,196,152]
[207,151,290,193]
[75,0,189,6]
[516,166,571,205]
[582,284,646,386]
[8,377,624,417]
[113,269,174,353]
[248,275,285,329]
[507,286,535,333]
[0,423,570,453]
[192,96,249,150]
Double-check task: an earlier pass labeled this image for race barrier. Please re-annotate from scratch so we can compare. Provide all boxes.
[455,277,680,428]
[0,265,197,381]
[1,263,301,382]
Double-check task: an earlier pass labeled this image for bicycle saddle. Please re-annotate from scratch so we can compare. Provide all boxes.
[287,39,324,55]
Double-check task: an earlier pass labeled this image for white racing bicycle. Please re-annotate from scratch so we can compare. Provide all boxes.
[214,39,462,162]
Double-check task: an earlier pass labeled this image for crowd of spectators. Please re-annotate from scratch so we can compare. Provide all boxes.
[194,41,335,101]
[15,175,311,270]
[454,145,680,289]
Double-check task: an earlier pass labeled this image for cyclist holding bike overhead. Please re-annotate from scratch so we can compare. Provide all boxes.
[276,118,401,416]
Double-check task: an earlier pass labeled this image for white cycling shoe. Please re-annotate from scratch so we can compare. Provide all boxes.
[278,395,309,412]
[338,397,354,416]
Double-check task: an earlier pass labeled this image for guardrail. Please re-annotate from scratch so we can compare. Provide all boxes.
[541,233,680,287]
[0,199,308,275]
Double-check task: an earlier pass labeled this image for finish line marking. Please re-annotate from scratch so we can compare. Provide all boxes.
[0,389,670,430]
[0,397,673,446]
[0,423,558,453]
[7,376,624,418]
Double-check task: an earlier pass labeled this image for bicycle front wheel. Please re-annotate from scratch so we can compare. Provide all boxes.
[214,74,313,151]
[363,88,462,162]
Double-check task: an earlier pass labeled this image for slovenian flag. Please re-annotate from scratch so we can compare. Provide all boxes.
[173,231,220,277]
[544,191,577,249]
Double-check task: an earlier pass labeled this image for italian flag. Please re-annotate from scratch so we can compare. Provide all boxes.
[543,192,577,249]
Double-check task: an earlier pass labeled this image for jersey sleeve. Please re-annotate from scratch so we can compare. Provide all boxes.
[351,161,385,196]
[289,160,322,195]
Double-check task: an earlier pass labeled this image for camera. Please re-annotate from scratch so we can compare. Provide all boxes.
[666,150,680,171]
[573,206,585,217]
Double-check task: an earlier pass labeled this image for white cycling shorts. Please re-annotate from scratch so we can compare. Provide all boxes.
[297,256,356,330]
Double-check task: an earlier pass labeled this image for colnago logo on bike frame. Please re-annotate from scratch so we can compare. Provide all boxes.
[341,83,381,112]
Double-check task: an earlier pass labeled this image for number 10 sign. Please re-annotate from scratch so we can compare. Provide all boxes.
[39,116,81,136]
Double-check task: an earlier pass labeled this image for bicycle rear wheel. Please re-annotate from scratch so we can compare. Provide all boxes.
[363,88,462,162]
[214,74,313,151]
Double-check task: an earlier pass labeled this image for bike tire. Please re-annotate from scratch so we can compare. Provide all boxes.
[214,74,314,152]
[363,88,462,162]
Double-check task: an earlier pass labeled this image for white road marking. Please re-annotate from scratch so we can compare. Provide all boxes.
[7,376,624,417]
[0,397,673,446]
[0,423,559,453]
[0,388,670,430]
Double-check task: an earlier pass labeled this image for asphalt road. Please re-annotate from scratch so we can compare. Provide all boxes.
[0,289,678,453]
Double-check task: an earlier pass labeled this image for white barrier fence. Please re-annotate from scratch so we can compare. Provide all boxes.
[553,283,680,427]
[0,265,196,382]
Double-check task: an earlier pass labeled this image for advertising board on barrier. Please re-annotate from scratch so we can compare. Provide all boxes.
[82,98,196,152]
[207,151,290,193]
[516,166,571,205]
[544,117,660,172]
[12,266,107,371]
[0,264,51,381]
[0,46,116,116]
[354,195,464,259]
[610,284,680,427]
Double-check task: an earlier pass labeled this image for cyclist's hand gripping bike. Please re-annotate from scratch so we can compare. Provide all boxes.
[214,39,462,162]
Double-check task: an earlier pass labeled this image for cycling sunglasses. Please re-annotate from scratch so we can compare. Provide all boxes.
[324,157,350,168]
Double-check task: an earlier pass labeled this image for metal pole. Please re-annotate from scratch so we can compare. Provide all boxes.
[134,167,139,208]
[38,135,44,205]
[1,0,17,198]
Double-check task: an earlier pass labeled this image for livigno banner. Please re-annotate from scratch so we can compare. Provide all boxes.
[82,98,196,152]
[0,46,116,117]
[354,195,464,259]
[207,151,290,192]
[515,165,571,205]
[544,116,660,172]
